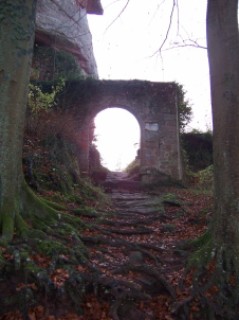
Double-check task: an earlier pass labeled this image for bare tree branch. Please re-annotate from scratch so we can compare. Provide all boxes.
[155,0,177,54]
[176,0,180,35]
[164,38,207,51]
[104,0,130,33]
[148,0,168,25]
[150,0,206,58]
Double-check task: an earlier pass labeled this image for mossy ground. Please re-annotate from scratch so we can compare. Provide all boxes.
[0,179,111,317]
[0,119,112,317]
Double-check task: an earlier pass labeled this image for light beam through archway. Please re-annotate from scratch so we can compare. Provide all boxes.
[93,107,140,171]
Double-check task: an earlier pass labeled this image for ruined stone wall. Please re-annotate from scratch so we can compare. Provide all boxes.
[58,79,182,182]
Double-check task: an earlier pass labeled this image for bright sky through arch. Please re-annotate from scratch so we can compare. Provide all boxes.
[93,108,140,171]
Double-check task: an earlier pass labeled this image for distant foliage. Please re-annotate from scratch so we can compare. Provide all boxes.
[125,158,140,176]
[89,144,109,185]
[197,164,214,188]
[176,84,192,132]
[181,130,213,172]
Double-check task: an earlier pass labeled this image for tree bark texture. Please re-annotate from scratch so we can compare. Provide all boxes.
[0,0,37,240]
[207,0,239,267]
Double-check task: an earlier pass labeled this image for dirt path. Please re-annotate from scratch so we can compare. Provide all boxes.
[79,172,211,320]
[0,173,212,320]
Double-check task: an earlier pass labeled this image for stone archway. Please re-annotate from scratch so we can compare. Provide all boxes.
[58,79,182,183]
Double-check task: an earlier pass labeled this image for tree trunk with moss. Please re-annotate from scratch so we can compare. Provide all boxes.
[0,0,37,240]
[207,0,239,285]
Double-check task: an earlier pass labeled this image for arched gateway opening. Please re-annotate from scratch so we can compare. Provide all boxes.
[58,79,182,184]
[93,107,141,171]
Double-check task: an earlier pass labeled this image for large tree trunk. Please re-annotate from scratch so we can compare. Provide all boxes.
[0,0,37,240]
[207,1,239,269]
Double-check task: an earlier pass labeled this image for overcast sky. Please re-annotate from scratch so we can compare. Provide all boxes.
[88,0,211,131]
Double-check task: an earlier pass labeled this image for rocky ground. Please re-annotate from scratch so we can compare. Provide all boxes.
[77,172,212,320]
[1,172,212,320]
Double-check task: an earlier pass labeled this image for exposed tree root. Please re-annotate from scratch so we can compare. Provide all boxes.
[93,225,153,235]
[0,177,216,319]
[0,186,92,315]
[114,263,175,298]
[0,182,89,273]
[172,228,239,319]
[100,213,165,227]
[186,230,213,268]
[63,269,152,320]
[81,235,166,253]
[171,296,194,317]
[115,209,161,216]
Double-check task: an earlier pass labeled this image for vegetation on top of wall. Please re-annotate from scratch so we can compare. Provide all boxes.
[56,78,181,109]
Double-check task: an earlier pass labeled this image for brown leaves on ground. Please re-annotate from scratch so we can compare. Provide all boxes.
[0,186,213,320]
